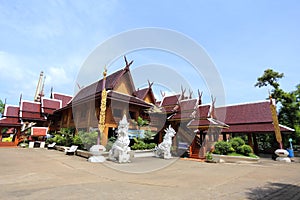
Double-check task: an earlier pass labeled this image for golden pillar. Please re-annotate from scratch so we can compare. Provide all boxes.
[98,66,107,145]
[270,96,283,149]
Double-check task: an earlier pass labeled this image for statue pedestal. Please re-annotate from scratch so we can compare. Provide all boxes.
[88,155,106,163]
[275,149,291,163]
[88,145,106,163]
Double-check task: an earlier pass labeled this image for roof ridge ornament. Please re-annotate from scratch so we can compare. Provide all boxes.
[198,89,203,105]
[124,56,133,71]
[147,80,154,89]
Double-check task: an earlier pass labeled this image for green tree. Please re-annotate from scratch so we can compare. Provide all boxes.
[0,99,4,116]
[255,69,300,144]
[254,69,284,90]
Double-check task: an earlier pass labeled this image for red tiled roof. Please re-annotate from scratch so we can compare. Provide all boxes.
[194,105,210,119]
[159,94,180,114]
[135,88,149,100]
[20,101,45,121]
[108,91,152,108]
[0,105,21,126]
[220,123,293,133]
[170,99,197,120]
[41,98,61,115]
[53,93,72,108]
[160,94,180,107]
[179,99,197,112]
[72,69,125,103]
[188,119,212,127]
[171,112,193,120]
[4,105,19,117]
[215,100,294,133]
[215,101,273,124]
[188,118,228,129]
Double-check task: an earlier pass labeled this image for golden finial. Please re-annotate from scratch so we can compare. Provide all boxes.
[103,65,107,78]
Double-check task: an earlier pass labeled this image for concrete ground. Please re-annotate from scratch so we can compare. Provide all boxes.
[1,148,300,200]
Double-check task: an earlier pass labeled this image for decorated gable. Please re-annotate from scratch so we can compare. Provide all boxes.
[113,71,135,95]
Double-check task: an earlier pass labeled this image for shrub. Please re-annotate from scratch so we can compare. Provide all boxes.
[237,144,253,156]
[206,152,213,161]
[146,143,156,149]
[46,137,55,144]
[229,137,245,150]
[131,140,146,150]
[131,138,156,150]
[52,134,66,146]
[214,141,231,155]
[78,131,99,150]
[72,135,83,149]
[60,128,75,147]
[143,130,157,142]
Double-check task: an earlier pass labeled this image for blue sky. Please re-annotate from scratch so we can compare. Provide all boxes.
[0,0,299,106]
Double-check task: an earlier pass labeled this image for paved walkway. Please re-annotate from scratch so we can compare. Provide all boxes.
[1,148,300,200]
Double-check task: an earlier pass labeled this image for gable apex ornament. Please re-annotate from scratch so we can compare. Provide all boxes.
[124,56,133,71]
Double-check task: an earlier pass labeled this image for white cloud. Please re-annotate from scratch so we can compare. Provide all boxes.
[46,66,71,86]
[0,51,38,104]
[0,52,24,81]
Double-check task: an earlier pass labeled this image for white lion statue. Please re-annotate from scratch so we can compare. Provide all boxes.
[108,114,131,163]
[155,125,176,159]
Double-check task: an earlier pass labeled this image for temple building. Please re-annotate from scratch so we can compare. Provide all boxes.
[215,100,295,154]
[0,57,295,158]
[0,71,72,147]
[52,58,156,145]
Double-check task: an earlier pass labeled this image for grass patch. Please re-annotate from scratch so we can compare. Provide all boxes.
[228,152,259,158]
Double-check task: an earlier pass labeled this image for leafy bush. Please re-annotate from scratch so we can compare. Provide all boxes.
[214,137,255,157]
[214,141,232,155]
[146,143,156,149]
[237,144,253,156]
[131,138,156,150]
[52,134,66,146]
[46,137,54,144]
[78,131,99,150]
[143,130,157,142]
[206,152,213,161]
[229,137,245,150]
[131,140,146,150]
[72,135,83,149]
[60,128,75,147]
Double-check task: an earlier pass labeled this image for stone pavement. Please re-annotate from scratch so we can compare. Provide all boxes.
[0,148,300,200]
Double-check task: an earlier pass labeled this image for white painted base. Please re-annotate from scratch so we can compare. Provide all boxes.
[276,157,291,162]
[88,155,106,163]
[133,150,155,158]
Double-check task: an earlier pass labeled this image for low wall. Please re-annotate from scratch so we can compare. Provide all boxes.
[133,149,155,158]
[212,154,260,163]
[52,146,157,159]
[54,145,67,152]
